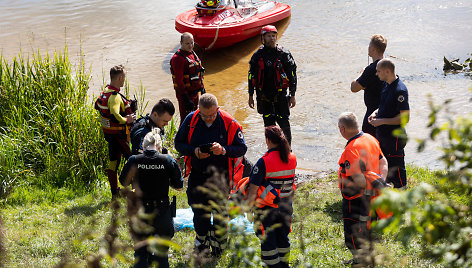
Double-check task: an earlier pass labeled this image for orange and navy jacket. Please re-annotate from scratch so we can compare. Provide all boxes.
[94,85,133,135]
[248,45,297,101]
[170,49,204,95]
[229,177,280,208]
[338,132,391,220]
[174,109,247,191]
[249,148,297,208]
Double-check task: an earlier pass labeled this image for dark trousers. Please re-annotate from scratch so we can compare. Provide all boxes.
[378,136,407,188]
[342,197,370,257]
[255,202,293,268]
[362,108,377,138]
[176,91,199,125]
[385,155,407,188]
[134,203,174,268]
[187,176,228,255]
[258,97,292,145]
[104,133,131,194]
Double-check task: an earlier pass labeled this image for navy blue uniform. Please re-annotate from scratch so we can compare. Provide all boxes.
[130,115,167,155]
[119,150,183,268]
[356,59,383,137]
[248,45,297,144]
[377,77,409,188]
[174,110,247,255]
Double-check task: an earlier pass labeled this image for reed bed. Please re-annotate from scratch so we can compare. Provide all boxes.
[0,48,106,199]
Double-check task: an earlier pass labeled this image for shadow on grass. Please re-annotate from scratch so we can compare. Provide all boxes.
[322,200,343,223]
[64,201,109,217]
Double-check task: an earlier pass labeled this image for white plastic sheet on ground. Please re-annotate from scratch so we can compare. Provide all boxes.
[173,207,254,233]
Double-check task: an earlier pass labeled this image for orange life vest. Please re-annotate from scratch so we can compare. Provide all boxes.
[170,50,204,93]
[94,85,133,135]
[184,109,244,191]
[261,149,297,205]
[250,46,290,100]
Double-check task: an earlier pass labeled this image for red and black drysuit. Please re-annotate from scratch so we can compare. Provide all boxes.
[170,49,205,124]
[248,45,297,144]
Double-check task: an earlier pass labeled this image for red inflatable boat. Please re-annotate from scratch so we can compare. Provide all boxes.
[175,0,291,50]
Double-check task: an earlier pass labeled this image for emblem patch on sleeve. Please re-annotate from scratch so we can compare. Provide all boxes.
[398,95,405,102]
[253,166,259,174]
[238,131,244,140]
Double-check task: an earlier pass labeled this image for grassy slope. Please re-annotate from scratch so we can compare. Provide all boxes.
[1,167,441,267]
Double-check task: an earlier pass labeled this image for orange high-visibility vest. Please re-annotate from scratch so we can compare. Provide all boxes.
[261,150,297,206]
[230,177,280,208]
[338,133,393,222]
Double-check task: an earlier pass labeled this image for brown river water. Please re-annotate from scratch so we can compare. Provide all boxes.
[1,0,471,173]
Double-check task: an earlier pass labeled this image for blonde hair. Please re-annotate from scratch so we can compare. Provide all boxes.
[142,128,162,151]
[370,34,387,53]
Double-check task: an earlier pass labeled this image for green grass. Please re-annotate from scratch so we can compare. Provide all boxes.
[1,167,443,267]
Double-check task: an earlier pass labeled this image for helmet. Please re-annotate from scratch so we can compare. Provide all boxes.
[261,25,277,35]
[201,0,220,7]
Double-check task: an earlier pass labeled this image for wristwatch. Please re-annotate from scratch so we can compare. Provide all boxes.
[222,146,226,155]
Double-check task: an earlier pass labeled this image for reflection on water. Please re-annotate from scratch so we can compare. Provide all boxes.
[1,0,471,172]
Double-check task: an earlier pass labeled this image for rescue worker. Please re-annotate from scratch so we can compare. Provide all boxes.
[337,112,388,265]
[248,25,297,144]
[174,93,247,259]
[368,58,410,188]
[245,125,297,268]
[170,32,206,125]
[130,98,175,155]
[119,128,183,268]
[351,34,387,137]
[94,65,136,198]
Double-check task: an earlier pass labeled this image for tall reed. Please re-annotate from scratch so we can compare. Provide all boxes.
[0,48,107,197]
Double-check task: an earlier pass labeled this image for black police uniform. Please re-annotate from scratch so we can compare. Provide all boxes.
[130,115,168,155]
[356,59,383,137]
[119,149,183,268]
[377,76,409,188]
[248,45,297,144]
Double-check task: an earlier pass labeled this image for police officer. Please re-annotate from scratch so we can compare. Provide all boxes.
[245,125,296,268]
[119,128,183,268]
[368,58,410,188]
[170,32,206,125]
[130,98,175,155]
[351,34,387,137]
[338,112,388,265]
[174,93,247,258]
[94,65,136,198]
[248,25,297,145]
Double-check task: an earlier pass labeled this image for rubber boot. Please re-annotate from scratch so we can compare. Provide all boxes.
[281,126,292,146]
